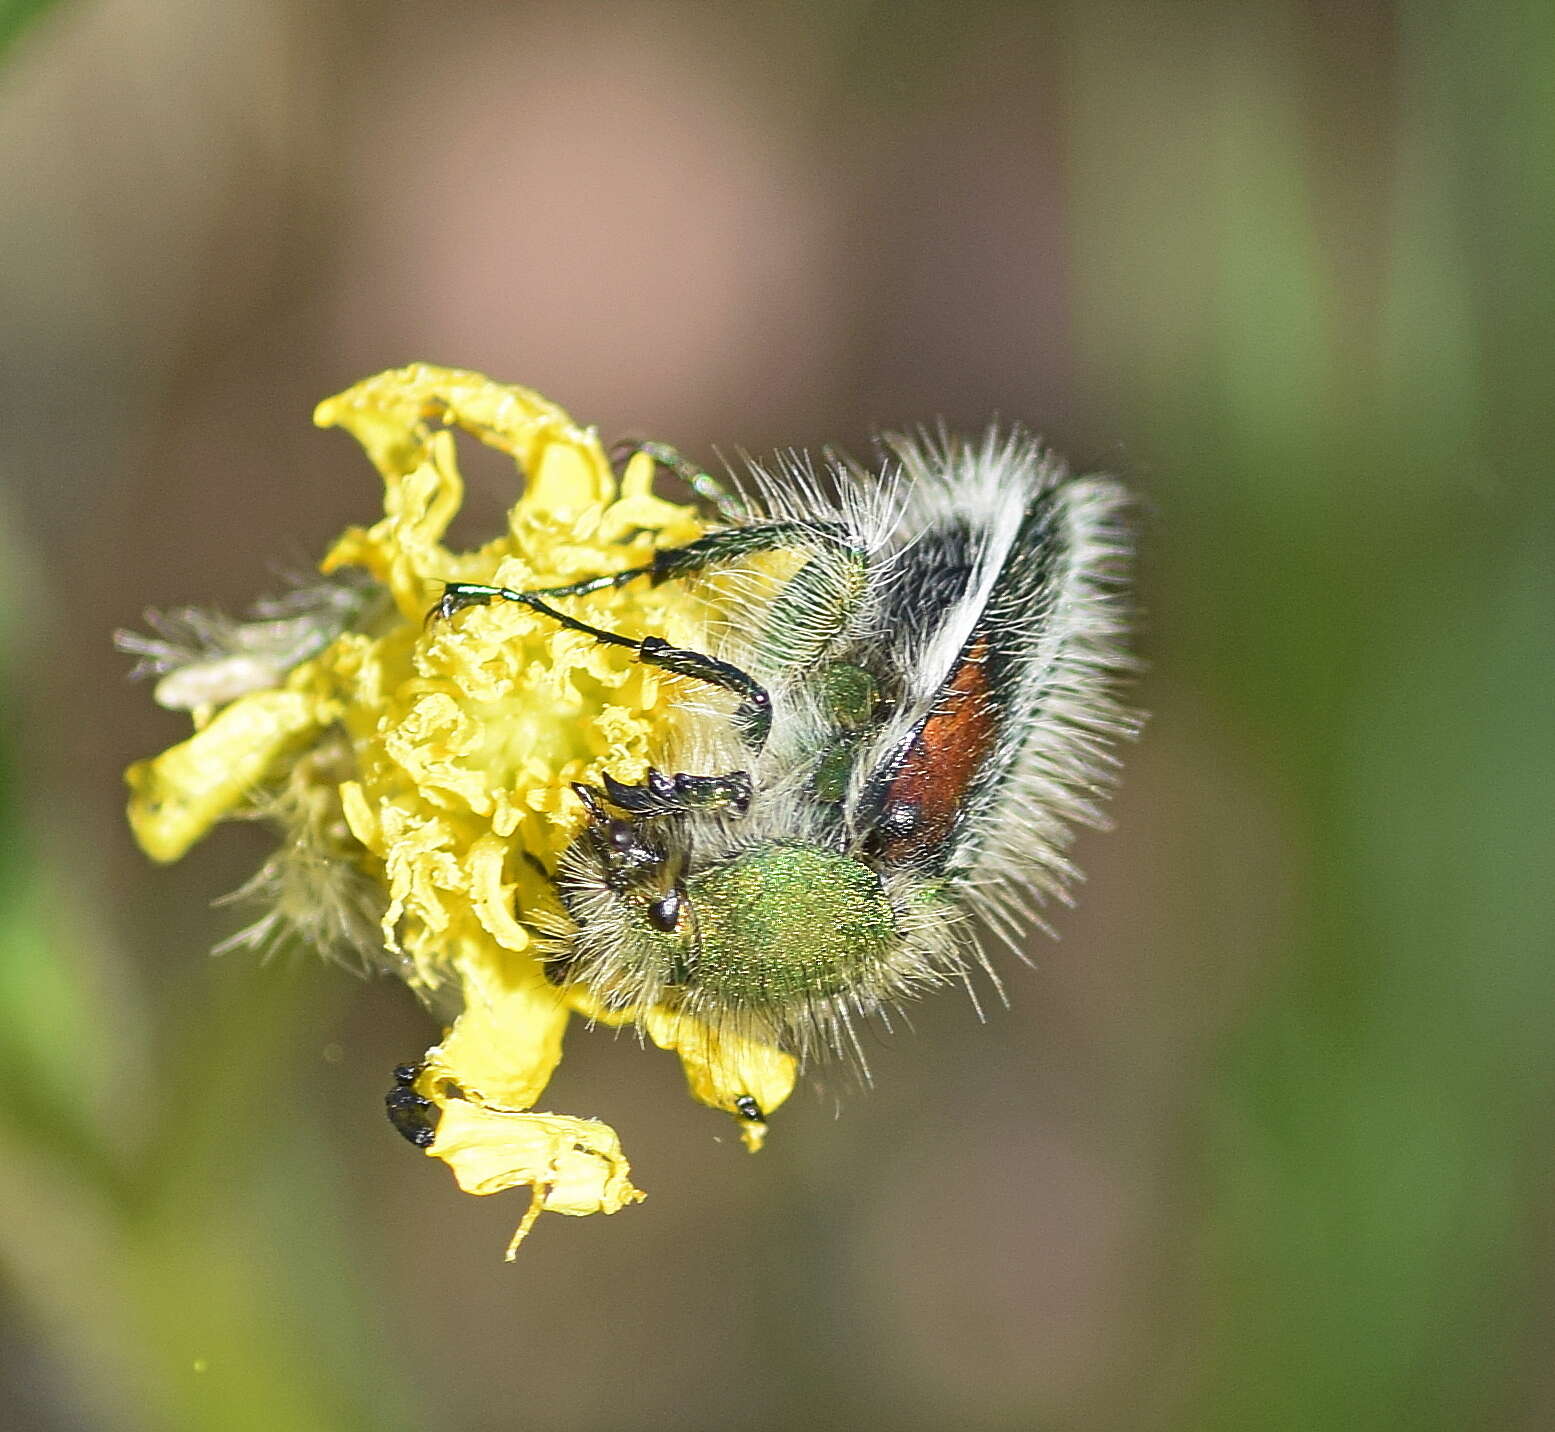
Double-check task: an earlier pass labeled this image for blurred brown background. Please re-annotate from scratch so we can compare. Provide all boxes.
[1,2,1551,1429]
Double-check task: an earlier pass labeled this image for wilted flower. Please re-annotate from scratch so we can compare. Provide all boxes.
[122,365,796,1257]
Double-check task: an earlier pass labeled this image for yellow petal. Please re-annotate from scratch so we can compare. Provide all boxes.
[563,988,798,1150]
[642,1009,797,1119]
[321,436,464,619]
[313,362,613,526]
[525,439,608,520]
[644,1010,798,1153]
[465,833,533,953]
[562,983,639,1028]
[316,362,582,467]
[424,1098,644,1259]
[421,954,570,1110]
[125,688,324,862]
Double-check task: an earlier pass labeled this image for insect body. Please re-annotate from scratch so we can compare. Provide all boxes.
[434,429,1135,1064]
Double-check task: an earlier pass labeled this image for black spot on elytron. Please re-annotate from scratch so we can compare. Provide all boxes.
[866,801,921,855]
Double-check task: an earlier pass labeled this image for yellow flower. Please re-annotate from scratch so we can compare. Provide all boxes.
[124,365,796,1258]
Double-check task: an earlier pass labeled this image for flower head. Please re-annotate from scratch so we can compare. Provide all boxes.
[123,365,796,1257]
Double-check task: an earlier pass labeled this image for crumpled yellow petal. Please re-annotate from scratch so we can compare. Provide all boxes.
[423,1099,644,1260]
[421,941,571,1111]
[125,685,326,862]
[566,987,798,1150]
[644,1009,798,1152]
[313,362,611,516]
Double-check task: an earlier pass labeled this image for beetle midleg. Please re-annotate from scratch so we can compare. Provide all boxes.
[435,584,774,749]
[430,520,870,752]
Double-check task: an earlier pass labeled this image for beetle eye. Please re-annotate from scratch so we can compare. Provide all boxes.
[646,888,683,933]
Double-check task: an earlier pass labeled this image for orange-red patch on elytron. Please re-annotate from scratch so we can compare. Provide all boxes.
[873,633,999,863]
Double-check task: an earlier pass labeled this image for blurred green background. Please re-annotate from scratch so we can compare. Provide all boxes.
[2,1,1551,1428]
